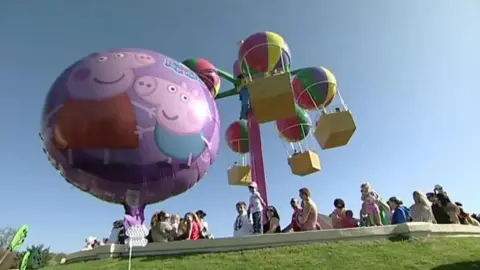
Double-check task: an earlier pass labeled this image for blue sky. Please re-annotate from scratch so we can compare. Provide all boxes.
[1,1,479,253]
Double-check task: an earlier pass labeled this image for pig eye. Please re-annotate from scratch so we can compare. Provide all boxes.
[180,94,189,102]
[168,85,177,92]
[114,53,125,58]
[97,56,108,62]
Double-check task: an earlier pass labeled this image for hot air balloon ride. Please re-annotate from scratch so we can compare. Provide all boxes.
[40,49,221,225]
[237,31,296,123]
[292,66,356,150]
[225,120,252,186]
[182,58,222,98]
[276,104,321,176]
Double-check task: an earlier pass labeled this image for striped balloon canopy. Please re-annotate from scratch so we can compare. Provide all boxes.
[182,58,221,98]
[225,120,250,154]
[276,104,312,143]
[238,31,291,76]
[292,67,337,110]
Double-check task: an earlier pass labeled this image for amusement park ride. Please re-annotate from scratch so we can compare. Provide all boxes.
[39,31,356,225]
[184,31,357,205]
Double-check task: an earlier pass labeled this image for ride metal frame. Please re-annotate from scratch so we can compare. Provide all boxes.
[214,67,306,206]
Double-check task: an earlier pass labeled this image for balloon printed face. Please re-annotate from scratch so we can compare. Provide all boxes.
[67,51,156,100]
[133,76,209,135]
[41,48,221,206]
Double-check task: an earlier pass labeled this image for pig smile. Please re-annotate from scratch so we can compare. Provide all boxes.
[162,110,179,121]
[93,73,125,84]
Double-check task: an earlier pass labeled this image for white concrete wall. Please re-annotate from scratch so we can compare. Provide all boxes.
[65,223,480,264]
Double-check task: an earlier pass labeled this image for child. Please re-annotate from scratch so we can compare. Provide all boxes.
[360,182,382,226]
[330,198,346,229]
[168,215,180,241]
[233,201,253,237]
[247,182,266,234]
[342,210,359,228]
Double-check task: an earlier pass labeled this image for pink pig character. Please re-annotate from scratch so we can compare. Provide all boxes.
[133,76,212,166]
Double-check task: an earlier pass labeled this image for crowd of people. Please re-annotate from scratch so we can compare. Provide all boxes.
[326,183,480,228]
[233,182,480,237]
[84,183,479,249]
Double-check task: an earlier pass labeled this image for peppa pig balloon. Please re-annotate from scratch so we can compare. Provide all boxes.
[40,48,221,212]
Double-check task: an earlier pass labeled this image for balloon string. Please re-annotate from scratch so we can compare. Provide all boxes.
[297,142,303,153]
[337,87,347,110]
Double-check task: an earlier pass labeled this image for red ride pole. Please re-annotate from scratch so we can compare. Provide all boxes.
[247,111,269,218]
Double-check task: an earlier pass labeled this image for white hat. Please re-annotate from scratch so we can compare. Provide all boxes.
[248,182,257,188]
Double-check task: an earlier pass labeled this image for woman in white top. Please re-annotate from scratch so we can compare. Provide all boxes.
[410,190,436,223]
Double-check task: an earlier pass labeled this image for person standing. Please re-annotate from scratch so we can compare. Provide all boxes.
[247,182,266,234]
[298,187,318,231]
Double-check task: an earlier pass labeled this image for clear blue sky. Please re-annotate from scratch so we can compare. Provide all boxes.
[1,1,479,253]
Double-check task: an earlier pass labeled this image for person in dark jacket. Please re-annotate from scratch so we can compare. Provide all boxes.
[426,192,451,224]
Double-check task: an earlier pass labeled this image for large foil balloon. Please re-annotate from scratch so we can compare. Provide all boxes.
[40,48,221,205]
[225,120,249,154]
[292,67,337,110]
[276,105,311,142]
[182,58,221,98]
[238,31,291,76]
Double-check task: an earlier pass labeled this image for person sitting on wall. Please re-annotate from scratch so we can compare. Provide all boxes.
[264,206,282,234]
[426,192,451,224]
[410,191,436,223]
[107,220,124,244]
[233,201,253,237]
[282,198,303,232]
[196,210,214,239]
[342,210,359,228]
[151,211,173,243]
[435,193,460,224]
[174,218,188,241]
[330,198,346,229]
[169,215,181,241]
[455,202,480,226]
[387,197,410,225]
[82,236,99,250]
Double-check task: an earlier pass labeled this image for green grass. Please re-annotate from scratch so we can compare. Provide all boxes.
[42,238,480,270]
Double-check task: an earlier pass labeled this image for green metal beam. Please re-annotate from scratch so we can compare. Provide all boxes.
[215,88,238,99]
[216,69,236,84]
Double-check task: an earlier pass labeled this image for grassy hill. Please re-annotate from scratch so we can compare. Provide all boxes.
[42,238,480,270]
